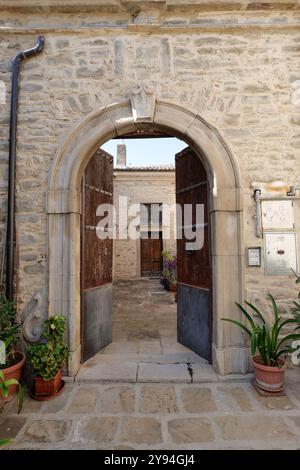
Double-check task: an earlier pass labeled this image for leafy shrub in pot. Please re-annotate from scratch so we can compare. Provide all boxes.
[27,316,69,398]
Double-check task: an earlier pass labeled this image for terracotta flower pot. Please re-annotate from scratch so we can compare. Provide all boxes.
[0,352,25,402]
[169,284,177,293]
[34,369,62,397]
[252,355,287,393]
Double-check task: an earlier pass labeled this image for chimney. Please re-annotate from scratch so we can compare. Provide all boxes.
[117,144,127,167]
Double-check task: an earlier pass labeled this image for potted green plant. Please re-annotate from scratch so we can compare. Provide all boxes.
[0,295,25,402]
[222,293,300,393]
[27,316,69,399]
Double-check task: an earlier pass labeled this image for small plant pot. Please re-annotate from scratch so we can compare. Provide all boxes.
[0,352,25,403]
[34,369,62,397]
[169,284,177,293]
[252,355,287,393]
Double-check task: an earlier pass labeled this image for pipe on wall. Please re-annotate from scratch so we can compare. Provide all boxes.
[5,36,45,300]
[253,189,262,238]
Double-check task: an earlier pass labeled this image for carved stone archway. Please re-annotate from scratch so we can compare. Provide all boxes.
[47,99,247,376]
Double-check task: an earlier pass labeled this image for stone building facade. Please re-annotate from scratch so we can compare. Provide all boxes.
[0,1,299,375]
[113,145,176,279]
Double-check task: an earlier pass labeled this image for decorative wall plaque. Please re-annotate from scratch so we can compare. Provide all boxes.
[261,200,294,230]
[264,232,298,275]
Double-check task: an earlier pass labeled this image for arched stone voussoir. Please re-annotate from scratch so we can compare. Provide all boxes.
[106,100,137,136]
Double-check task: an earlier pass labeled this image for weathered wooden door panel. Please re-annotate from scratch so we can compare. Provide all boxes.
[81,149,113,363]
[175,147,212,362]
[141,232,163,276]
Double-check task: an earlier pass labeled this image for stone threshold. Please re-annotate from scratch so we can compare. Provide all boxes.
[66,359,254,385]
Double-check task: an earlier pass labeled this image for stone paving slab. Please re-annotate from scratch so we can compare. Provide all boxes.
[168,417,214,443]
[97,385,135,413]
[137,363,192,382]
[214,415,298,441]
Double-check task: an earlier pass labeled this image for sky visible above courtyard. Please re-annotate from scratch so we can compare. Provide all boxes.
[101,138,187,167]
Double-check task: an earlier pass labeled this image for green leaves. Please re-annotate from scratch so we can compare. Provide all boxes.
[0,295,20,368]
[0,369,23,414]
[222,293,300,367]
[268,293,279,322]
[250,334,257,356]
[292,274,300,314]
[27,316,69,381]
[0,439,11,447]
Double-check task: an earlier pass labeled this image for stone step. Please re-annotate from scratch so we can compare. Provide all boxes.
[138,362,218,383]
[74,359,220,384]
[96,351,208,363]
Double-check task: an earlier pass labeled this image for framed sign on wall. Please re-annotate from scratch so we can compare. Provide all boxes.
[247,247,262,267]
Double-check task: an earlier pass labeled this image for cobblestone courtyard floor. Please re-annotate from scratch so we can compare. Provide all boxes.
[1,279,300,450]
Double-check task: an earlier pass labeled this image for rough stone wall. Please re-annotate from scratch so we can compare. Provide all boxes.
[0,2,299,324]
[113,170,176,279]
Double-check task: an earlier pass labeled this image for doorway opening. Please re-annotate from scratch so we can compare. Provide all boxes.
[79,131,213,377]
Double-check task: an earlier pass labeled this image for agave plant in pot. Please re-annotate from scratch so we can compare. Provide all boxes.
[27,316,69,400]
[0,295,25,402]
[222,294,300,393]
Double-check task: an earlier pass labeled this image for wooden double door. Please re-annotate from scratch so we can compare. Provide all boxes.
[80,145,212,365]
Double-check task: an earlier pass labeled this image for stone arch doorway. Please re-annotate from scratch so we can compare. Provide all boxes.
[47,100,246,377]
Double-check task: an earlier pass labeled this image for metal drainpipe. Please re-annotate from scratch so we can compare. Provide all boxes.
[253,189,262,238]
[5,36,45,301]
